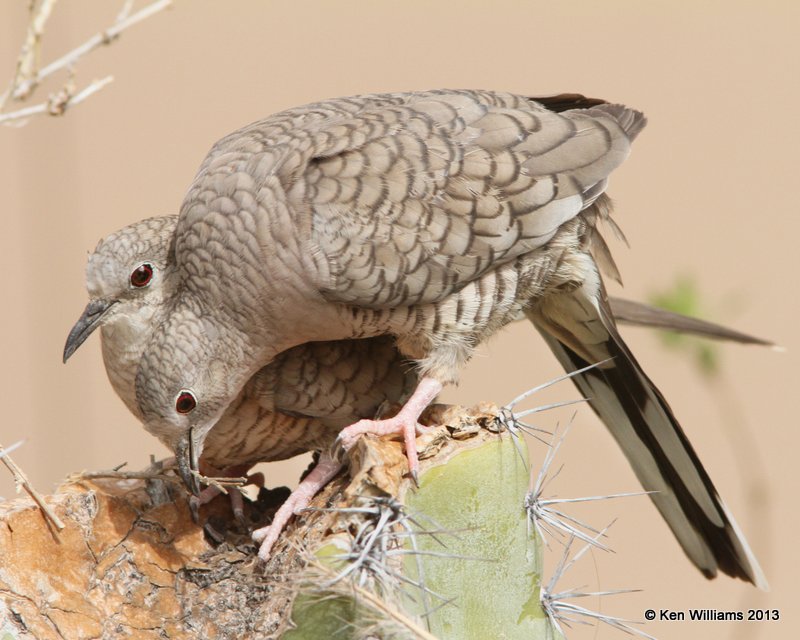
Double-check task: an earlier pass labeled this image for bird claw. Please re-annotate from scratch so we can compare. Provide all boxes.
[330,435,349,466]
[336,414,426,483]
[251,453,342,561]
[251,499,298,561]
[229,487,247,526]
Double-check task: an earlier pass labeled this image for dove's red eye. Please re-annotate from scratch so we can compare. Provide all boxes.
[175,390,197,414]
[130,263,154,288]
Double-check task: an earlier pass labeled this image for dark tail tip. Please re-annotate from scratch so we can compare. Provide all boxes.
[530,92,609,112]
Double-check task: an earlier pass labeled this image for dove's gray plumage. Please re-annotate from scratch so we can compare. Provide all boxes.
[65,216,769,465]
[66,216,416,467]
[128,89,765,586]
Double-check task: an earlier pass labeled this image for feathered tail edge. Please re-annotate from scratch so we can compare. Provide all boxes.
[527,286,768,589]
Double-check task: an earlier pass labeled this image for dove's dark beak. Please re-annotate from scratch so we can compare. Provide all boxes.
[63,299,117,363]
[176,428,202,497]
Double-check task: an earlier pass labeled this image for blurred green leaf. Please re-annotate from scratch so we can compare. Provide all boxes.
[649,276,720,378]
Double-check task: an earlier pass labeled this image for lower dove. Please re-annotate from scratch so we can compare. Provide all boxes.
[64,216,418,515]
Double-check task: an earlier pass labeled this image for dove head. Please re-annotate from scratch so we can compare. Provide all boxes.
[63,216,179,364]
[134,300,256,495]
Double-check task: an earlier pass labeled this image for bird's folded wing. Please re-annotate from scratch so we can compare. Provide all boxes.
[269,337,416,422]
[284,90,645,308]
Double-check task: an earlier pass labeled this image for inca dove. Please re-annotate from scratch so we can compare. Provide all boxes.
[63,213,770,521]
[63,215,417,471]
[129,90,764,586]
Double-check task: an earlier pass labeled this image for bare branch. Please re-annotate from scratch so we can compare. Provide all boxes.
[0,440,65,531]
[1,0,172,123]
[0,440,24,460]
[15,0,172,101]
[0,0,59,110]
[116,0,136,23]
[67,467,179,483]
[191,469,248,495]
[0,75,115,125]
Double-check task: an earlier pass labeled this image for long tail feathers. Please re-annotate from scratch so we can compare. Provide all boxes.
[528,285,768,589]
[609,297,774,347]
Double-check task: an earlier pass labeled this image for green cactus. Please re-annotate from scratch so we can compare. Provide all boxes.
[284,431,560,640]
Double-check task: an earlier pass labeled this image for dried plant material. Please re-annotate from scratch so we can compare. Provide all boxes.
[3,405,543,638]
[1,397,656,639]
[0,440,64,531]
[0,0,172,125]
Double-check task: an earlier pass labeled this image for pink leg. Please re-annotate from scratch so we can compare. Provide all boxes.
[228,471,264,522]
[251,452,342,560]
[337,377,443,483]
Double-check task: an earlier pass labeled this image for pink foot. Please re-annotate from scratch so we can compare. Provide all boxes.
[251,452,342,560]
[336,377,443,482]
[338,413,428,481]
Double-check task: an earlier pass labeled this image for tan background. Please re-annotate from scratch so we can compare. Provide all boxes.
[1,1,797,638]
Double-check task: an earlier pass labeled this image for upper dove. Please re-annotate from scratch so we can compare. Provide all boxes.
[121,90,764,585]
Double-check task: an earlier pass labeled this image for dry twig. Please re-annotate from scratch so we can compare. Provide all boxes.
[1,0,172,125]
[191,469,248,495]
[0,440,65,531]
[68,468,179,483]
